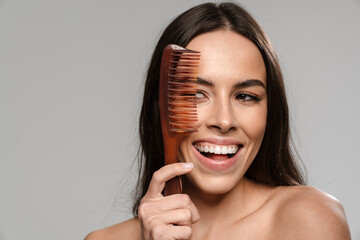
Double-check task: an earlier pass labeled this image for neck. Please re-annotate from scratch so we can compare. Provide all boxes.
[181,177,278,239]
[182,177,256,223]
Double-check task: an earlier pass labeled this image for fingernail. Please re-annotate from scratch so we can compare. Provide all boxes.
[182,163,194,169]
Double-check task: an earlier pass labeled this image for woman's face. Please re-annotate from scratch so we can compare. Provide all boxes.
[179,30,267,194]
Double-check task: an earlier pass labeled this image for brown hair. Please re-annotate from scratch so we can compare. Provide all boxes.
[133,2,305,216]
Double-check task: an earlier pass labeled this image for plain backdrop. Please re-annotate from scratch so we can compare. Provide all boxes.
[1,0,359,239]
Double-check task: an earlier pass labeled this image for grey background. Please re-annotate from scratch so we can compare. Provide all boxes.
[0,0,359,239]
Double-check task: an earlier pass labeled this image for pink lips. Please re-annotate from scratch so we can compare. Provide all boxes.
[192,138,243,171]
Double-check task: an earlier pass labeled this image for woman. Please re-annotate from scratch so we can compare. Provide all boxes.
[86,2,351,239]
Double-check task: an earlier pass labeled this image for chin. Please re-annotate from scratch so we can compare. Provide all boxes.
[185,171,243,195]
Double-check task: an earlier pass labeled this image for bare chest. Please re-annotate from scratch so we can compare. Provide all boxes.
[191,211,276,240]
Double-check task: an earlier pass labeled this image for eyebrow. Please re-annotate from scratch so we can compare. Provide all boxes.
[196,77,266,89]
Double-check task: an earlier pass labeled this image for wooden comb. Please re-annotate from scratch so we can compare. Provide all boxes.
[159,44,200,195]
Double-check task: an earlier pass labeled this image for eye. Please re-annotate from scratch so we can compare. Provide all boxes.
[195,91,206,99]
[235,93,261,102]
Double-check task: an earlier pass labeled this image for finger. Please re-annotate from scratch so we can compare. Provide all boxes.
[150,225,192,240]
[167,225,192,240]
[146,163,194,198]
[149,194,200,223]
[161,208,193,226]
[144,208,192,227]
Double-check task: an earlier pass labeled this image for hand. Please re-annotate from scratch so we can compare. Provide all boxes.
[138,163,200,240]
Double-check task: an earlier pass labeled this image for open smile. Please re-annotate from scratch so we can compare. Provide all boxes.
[193,142,240,159]
[192,140,243,171]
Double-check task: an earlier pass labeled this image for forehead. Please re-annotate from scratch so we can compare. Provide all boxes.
[186,30,266,86]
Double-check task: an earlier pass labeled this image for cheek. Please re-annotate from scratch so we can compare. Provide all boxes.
[195,104,209,123]
[177,135,193,163]
[238,105,267,141]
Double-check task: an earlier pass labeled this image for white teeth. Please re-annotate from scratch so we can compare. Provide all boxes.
[194,143,240,155]
[215,146,221,154]
[221,146,227,154]
[209,146,214,153]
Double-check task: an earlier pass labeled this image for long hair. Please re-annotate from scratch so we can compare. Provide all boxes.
[133,2,305,216]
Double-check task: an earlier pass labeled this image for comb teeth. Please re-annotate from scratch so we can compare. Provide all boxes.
[169,49,200,133]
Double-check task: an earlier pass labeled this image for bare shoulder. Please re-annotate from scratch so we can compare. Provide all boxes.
[273,186,351,240]
[84,218,141,240]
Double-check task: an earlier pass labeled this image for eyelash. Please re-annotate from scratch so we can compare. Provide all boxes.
[195,91,261,102]
[235,92,261,102]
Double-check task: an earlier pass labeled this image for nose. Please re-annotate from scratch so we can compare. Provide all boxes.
[205,98,237,134]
